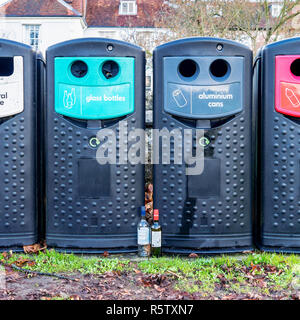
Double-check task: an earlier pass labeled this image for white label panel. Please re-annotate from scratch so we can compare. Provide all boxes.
[151,231,161,247]
[138,227,150,245]
[0,56,24,118]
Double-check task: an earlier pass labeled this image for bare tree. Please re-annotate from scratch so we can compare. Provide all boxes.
[157,0,300,53]
[227,0,300,52]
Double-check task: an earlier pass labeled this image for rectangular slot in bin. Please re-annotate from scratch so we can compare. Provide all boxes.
[188,159,221,198]
[78,159,111,198]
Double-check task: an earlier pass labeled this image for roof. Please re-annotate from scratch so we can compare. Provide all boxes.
[64,0,85,15]
[0,0,83,17]
[86,0,164,28]
[0,0,165,27]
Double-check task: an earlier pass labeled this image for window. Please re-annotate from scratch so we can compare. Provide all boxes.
[119,1,137,15]
[24,25,40,50]
[271,4,283,18]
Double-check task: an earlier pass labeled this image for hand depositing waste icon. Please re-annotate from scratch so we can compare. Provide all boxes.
[63,88,76,109]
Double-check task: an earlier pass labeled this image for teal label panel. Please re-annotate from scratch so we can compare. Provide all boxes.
[54,57,135,120]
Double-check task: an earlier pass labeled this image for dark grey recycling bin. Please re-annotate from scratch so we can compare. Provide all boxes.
[254,37,300,252]
[153,38,253,253]
[45,38,145,251]
[0,39,43,248]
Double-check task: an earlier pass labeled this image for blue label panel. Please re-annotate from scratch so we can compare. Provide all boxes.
[163,56,244,119]
[54,57,135,120]
[165,82,242,119]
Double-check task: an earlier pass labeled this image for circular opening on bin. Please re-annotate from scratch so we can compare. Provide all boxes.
[290,59,300,77]
[210,59,230,79]
[178,59,198,78]
[102,60,119,79]
[71,60,88,78]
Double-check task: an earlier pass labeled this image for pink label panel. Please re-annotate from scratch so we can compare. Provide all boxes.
[275,55,300,117]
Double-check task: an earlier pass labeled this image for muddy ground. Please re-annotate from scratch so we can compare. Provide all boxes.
[0,265,299,300]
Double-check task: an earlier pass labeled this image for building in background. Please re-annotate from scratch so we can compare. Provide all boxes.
[84,0,163,39]
[0,0,297,54]
[0,0,164,91]
[84,0,165,91]
[0,0,86,54]
[0,0,164,56]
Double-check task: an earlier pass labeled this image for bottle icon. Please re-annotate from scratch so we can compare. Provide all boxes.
[63,88,76,109]
[151,209,162,257]
[137,206,150,257]
[285,88,300,108]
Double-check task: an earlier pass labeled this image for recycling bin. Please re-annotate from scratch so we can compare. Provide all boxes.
[153,38,253,253]
[45,38,145,251]
[0,39,43,247]
[254,37,300,252]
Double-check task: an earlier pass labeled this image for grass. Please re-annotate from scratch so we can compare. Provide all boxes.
[0,249,130,274]
[0,250,299,297]
[137,252,300,295]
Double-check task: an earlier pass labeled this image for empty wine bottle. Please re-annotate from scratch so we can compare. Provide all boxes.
[137,206,150,257]
[151,209,162,257]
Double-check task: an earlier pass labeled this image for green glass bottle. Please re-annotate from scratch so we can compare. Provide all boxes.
[151,209,162,257]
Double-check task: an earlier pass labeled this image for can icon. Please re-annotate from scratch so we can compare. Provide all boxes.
[172,89,187,108]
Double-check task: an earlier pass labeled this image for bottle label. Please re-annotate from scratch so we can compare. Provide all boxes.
[151,231,161,248]
[138,227,150,245]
